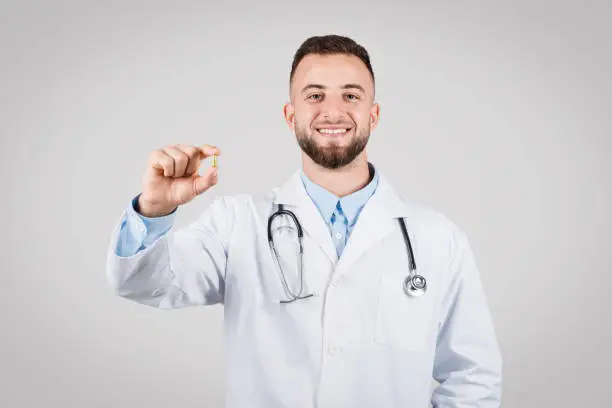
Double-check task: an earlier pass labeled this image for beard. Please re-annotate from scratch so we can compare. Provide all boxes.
[295,122,370,169]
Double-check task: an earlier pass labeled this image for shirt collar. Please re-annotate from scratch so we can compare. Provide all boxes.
[340,168,379,226]
[300,163,379,226]
[300,172,339,224]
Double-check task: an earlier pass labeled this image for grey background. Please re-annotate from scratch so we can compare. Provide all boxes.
[1,1,610,407]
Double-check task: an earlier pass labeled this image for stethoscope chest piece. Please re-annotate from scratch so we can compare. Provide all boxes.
[403,274,427,297]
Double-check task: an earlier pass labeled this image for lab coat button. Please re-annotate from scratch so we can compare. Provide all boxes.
[328,345,341,355]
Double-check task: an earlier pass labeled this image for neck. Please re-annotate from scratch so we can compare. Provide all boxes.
[301,152,371,198]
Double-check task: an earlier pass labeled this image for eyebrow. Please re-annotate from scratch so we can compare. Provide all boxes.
[300,83,366,94]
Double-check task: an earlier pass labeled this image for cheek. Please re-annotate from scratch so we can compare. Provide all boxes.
[351,109,372,127]
[296,110,316,126]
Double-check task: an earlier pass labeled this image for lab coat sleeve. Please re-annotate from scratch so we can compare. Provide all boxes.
[106,195,233,309]
[430,229,503,408]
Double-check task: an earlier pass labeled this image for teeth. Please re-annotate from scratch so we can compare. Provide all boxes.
[319,128,348,134]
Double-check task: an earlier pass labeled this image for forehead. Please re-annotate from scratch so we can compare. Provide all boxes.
[291,53,374,94]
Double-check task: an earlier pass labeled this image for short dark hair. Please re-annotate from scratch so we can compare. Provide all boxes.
[289,34,375,86]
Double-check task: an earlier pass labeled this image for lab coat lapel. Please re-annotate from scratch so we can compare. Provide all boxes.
[336,173,410,272]
[273,171,338,265]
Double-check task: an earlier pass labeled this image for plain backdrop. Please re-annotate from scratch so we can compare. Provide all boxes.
[1,1,610,407]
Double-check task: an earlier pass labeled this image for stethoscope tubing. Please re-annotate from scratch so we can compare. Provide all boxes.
[268,204,427,301]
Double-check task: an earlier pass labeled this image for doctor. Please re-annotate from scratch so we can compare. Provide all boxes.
[106,34,502,407]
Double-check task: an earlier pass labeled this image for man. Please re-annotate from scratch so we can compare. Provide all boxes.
[107,34,502,407]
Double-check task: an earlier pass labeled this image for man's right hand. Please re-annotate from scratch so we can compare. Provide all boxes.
[137,144,220,217]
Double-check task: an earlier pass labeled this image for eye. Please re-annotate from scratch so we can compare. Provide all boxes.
[345,93,360,101]
[306,93,323,101]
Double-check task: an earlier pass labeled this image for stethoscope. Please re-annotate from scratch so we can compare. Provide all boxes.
[267,203,427,303]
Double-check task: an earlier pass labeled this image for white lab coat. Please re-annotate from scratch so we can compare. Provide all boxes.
[106,169,502,408]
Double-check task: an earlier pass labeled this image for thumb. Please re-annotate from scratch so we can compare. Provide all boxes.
[192,166,218,196]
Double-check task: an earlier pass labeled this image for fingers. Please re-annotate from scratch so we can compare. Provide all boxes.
[193,164,219,196]
[149,144,220,178]
[199,144,221,158]
[149,150,174,177]
[164,146,189,177]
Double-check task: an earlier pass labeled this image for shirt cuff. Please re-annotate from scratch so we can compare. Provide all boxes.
[129,193,177,244]
[113,193,177,257]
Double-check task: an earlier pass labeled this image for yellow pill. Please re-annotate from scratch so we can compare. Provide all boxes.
[212,154,217,168]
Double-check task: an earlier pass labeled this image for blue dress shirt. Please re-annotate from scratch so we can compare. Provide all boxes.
[114,195,177,257]
[299,168,379,257]
[115,165,379,258]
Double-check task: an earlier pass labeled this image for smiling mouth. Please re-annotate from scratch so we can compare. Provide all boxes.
[316,127,352,136]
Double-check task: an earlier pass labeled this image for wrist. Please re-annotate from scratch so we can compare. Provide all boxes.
[136,195,177,218]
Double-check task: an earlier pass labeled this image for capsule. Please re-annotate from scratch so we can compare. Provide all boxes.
[212,154,217,168]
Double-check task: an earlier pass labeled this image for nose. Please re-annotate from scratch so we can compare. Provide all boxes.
[319,99,346,122]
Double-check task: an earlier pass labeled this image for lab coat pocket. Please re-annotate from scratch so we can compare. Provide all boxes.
[374,273,433,351]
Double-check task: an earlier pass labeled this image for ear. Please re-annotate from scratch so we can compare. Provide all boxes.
[283,102,296,131]
[369,102,381,132]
